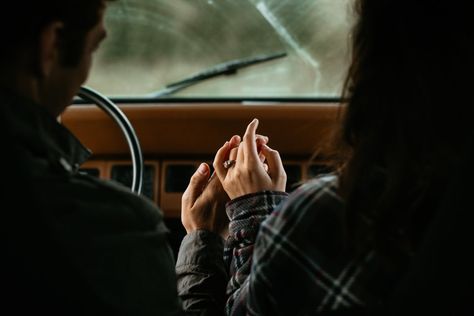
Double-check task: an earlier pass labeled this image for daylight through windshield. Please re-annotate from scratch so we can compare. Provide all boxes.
[86,0,353,99]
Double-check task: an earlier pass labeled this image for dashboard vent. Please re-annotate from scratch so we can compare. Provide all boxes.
[284,164,303,192]
[111,164,155,199]
[165,164,197,193]
[308,164,333,178]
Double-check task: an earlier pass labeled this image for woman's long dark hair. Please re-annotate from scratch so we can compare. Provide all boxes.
[339,0,474,260]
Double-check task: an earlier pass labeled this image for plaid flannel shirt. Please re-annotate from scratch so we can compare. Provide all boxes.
[224,175,374,315]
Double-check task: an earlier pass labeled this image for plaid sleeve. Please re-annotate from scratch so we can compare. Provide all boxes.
[223,191,289,314]
[225,175,372,316]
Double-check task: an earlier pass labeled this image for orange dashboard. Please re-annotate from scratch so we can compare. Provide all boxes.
[62,102,342,218]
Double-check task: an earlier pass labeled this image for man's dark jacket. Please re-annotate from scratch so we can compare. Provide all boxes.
[0,90,227,315]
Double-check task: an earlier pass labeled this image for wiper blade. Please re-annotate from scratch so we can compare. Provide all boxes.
[166,51,287,88]
[150,51,287,97]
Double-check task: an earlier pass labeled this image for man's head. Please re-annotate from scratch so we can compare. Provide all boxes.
[0,0,110,115]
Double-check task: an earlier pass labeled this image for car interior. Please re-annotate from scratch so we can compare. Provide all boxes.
[3,0,472,314]
[8,0,468,314]
[61,0,350,257]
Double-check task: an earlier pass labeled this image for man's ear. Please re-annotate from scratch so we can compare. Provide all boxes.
[38,21,64,78]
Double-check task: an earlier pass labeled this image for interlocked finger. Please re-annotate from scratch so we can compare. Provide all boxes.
[241,119,260,164]
[229,146,238,161]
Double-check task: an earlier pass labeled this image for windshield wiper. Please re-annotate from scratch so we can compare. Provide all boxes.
[149,51,287,98]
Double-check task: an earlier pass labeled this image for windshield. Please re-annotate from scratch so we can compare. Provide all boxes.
[86,0,353,99]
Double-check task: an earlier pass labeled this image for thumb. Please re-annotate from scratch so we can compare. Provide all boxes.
[182,163,210,209]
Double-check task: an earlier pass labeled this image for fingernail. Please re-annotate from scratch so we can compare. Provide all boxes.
[198,163,207,175]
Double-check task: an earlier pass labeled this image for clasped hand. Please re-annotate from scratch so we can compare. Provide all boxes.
[181,119,286,237]
[213,118,286,199]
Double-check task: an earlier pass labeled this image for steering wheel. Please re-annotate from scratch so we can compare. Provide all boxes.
[77,86,144,195]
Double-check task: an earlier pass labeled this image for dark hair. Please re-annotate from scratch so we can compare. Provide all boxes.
[339,0,474,260]
[2,0,108,69]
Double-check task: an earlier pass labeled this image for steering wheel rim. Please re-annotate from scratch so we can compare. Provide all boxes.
[77,86,144,194]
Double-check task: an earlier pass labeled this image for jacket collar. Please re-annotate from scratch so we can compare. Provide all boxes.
[0,88,91,171]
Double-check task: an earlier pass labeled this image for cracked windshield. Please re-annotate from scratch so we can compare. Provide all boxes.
[86,0,353,99]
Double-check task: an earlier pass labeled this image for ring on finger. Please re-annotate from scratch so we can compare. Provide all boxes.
[223,159,236,169]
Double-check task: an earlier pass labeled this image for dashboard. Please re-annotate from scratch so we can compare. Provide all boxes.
[61,101,341,255]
